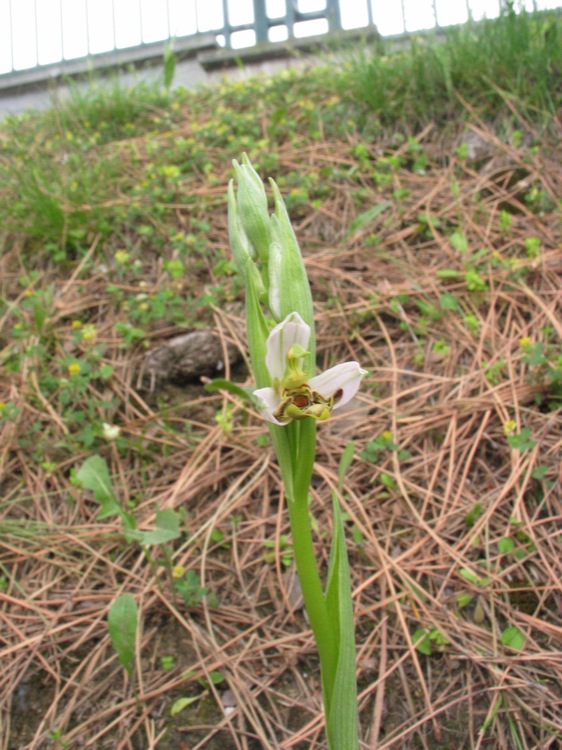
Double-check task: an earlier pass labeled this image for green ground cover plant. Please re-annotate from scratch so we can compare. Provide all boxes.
[0,5,560,748]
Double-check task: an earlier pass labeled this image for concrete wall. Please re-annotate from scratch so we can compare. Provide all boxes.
[0,28,377,119]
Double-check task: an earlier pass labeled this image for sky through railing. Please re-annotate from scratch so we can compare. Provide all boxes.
[0,0,560,76]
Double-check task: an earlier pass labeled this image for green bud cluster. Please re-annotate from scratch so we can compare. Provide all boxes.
[228,154,315,384]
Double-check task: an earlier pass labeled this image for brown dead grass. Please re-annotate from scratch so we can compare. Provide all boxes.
[0,106,561,750]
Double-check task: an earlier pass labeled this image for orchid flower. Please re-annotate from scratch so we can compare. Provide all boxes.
[228,157,362,750]
[254,312,366,425]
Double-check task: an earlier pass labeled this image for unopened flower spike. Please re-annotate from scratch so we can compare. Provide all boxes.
[254,312,366,425]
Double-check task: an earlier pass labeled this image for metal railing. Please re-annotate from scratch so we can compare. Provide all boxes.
[0,0,559,78]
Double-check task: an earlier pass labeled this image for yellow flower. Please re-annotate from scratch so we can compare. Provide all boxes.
[503,419,517,437]
[72,320,82,329]
[172,565,185,579]
[519,336,531,349]
[68,362,81,376]
[81,324,97,342]
[382,430,393,441]
[114,250,131,265]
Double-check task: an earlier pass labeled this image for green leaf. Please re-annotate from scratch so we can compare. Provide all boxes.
[507,428,536,451]
[460,570,492,587]
[197,670,225,688]
[436,268,461,278]
[412,628,432,655]
[33,299,47,334]
[324,494,359,750]
[439,292,460,311]
[348,201,391,235]
[137,508,181,546]
[163,43,176,90]
[501,626,526,651]
[450,230,468,252]
[531,464,548,480]
[76,455,121,519]
[108,593,138,676]
[204,378,256,403]
[465,502,483,527]
[170,695,200,716]
[456,591,474,609]
[338,442,355,494]
[498,537,515,554]
[380,472,396,490]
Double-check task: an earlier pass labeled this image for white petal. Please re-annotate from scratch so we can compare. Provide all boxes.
[265,312,310,383]
[253,387,289,425]
[309,362,366,409]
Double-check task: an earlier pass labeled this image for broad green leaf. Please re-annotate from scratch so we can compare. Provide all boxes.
[197,670,225,688]
[498,537,515,554]
[456,591,473,609]
[501,626,525,651]
[439,292,460,311]
[108,593,138,676]
[137,508,181,546]
[450,230,468,252]
[531,464,548,480]
[324,493,359,750]
[507,428,536,451]
[412,628,432,655]
[77,455,120,519]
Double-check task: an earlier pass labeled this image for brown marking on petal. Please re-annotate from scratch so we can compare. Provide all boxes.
[332,388,343,404]
[292,394,311,409]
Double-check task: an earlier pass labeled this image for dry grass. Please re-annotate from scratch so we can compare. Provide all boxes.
[0,103,561,750]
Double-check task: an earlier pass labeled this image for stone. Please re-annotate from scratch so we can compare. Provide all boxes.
[142,330,239,387]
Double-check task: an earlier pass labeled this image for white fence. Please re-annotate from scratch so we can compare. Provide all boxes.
[1,0,560,77]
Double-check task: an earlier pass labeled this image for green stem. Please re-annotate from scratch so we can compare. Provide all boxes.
[285,418,337,690]
[286,489,336,686]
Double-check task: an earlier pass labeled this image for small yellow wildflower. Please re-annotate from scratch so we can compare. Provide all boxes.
[0,401,5,411]
[503,419,517,437]
[68,362,81,376]
[114,250,131,265]
[71,320,82,329]
[81,324,97,342]
[172,565,185,579]
[519,336,531,349]
[382,430,393,441]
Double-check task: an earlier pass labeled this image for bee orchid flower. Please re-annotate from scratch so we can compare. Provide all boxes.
[254,312,366,425]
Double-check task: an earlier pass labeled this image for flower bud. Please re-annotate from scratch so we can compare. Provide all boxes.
[268,180,315,367]
[227,179,255,273]
[233,154,270,264]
